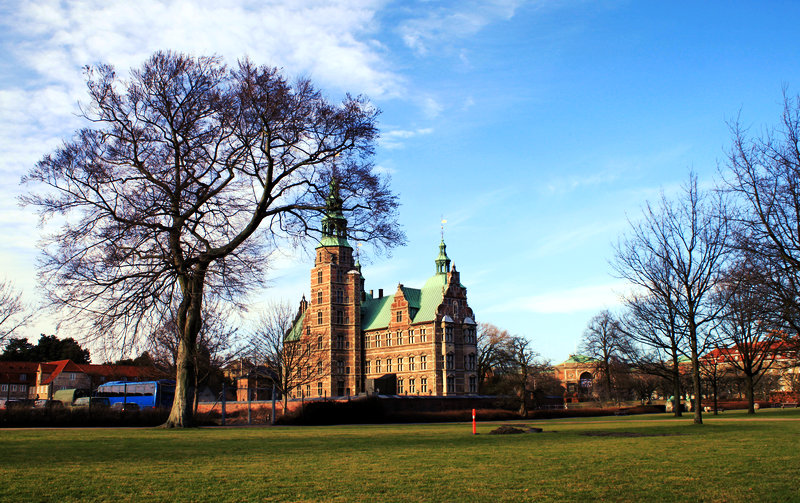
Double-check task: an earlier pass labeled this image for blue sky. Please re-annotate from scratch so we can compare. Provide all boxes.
[1,1,800,362]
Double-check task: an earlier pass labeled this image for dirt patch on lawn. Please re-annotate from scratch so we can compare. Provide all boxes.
[581,431,684,438]
[490,424,546,434]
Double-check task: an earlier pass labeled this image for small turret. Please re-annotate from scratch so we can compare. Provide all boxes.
[435,239,451,274]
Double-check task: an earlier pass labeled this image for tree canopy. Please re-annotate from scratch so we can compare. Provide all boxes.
[0,334,91,363]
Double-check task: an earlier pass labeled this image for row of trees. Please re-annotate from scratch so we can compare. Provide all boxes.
[476,323,558,415]
[579,94,800,423]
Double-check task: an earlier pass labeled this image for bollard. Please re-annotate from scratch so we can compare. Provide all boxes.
[472,408,476,435]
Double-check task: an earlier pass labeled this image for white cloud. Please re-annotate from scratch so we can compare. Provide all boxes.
[379,127,434,149]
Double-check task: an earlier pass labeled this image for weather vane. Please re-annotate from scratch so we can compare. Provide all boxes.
[440,216,447,240]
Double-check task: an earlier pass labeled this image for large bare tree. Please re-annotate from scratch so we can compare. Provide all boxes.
[249,300,328,411]
[618,292,686,417]
[613,173,731,424]
[712,257,781,414]
[725,92,800,345]
[0,279,32,346]
[22,52,403,427]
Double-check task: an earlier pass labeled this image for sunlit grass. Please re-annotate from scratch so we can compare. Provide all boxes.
[1,410,798,502]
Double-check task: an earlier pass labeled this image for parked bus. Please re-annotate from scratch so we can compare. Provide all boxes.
[95,380,175,409]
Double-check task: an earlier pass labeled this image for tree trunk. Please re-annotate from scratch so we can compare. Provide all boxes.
[164,274,205,428]
[712,375,718,416]
[745,373,755,414]
[689,332,703,425]
[671,350,682,418]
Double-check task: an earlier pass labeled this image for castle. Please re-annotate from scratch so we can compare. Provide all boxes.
[286,181,478,398]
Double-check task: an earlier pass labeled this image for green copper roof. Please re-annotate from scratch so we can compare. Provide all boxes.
[285,311,306,342]
[318,235,351,248]
[360,272,456,331]
[561,354,598,364]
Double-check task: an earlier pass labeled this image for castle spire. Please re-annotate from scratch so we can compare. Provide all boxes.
[318,176,351,248]
[435,238,451,274]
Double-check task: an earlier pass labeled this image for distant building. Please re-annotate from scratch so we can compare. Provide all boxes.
[12,359,167,399]
[553,354,597,401]
[0,361,39,400]
[285,180,479,398]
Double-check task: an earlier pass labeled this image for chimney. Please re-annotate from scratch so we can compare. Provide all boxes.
[379,288,384,298]
[369,289,374,298]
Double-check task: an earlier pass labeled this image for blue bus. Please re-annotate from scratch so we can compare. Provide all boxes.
[95,380,176,409]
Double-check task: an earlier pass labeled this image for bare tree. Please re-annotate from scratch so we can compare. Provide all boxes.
[618,293,686,416]
[725,92,800,345]
[476,322,514,390]
[579,310,631,404]
[22,52,403,427]
[712,257,781,414]
[613,173,731,424]
[0,279,33,346]
[249,300,328,411]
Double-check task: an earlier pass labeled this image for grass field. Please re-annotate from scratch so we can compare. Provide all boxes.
[1,409,799,502]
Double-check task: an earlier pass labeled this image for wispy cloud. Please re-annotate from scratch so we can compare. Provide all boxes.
[488,280,628,315]
[379,127,434,149]
[398,0,524,55]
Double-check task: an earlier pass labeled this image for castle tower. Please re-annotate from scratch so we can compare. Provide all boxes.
[307,178,361,397]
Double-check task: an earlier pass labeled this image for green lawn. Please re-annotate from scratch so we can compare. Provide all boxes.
[1,410,799,502]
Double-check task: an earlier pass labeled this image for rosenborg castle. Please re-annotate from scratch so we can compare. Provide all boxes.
[285,182,479,398]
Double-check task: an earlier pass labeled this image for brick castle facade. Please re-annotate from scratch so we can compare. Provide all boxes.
[287,181,478,398]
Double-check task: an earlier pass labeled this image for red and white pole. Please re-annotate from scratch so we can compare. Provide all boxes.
[472,408,476,435]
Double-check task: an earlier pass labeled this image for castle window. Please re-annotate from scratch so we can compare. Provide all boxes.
[318,270,323,284]
[318,382,323,396]
[446,353,454,370]
[420,328,427,342]
[376,360,381,373]
[317,336,323,350]
[317,290,323,304]
[397,357,403,371]
[365,361,371,374]
[397,378,404,394]
[306,326,311,336]
[386,333,392,347]
[335,335,345,349]
[335,310,344,324]
[421,378,428,393]
[335,289,343,303]
[386,359,392,372]
[420,355,427,370]
[445,326,453,342]
[375,334,381,348]
[409,356,415,371]
[469,376,477,393]
[305,384,311,397]
[345,366,350,375]
[396,311,402,322]
[336,269,344,282]
[397,331,403,345]
[464,328,474,344]
[317,311,323,325]
[365,335,370,349]
[317,361,323,374]
[331,253,337,264]
[408,330,415,344]
[447,375,455,392]
[336,360,344,375]
[468,353,476,370]
[409,379,416,394]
